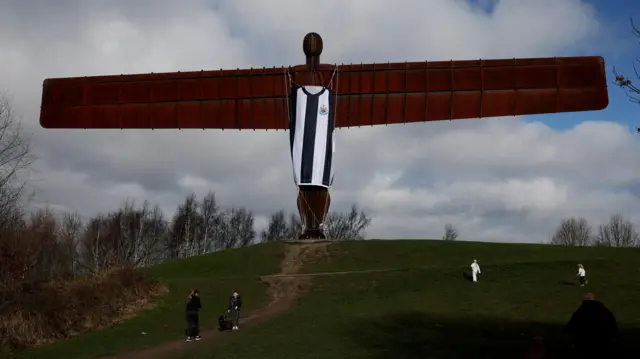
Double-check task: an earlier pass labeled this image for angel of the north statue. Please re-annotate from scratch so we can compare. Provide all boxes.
[39,32,609,240]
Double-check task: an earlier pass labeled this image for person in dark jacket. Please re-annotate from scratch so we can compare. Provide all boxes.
[185,289,202,342]
[565,293,620,359]
[227,290,242,331]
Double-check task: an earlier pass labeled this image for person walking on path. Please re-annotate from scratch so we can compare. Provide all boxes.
[228,290,242,331]
[185,289,202,342]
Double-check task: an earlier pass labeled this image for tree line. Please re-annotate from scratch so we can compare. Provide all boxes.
[1,192,372,283]
[438,214,640,248]
[549,214,639,247]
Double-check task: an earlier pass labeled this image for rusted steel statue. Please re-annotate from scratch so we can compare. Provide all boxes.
[39,33,609,239]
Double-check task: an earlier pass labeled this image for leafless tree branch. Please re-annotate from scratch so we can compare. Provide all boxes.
[442,224,459,241]
[260,209,289,242]
[0,94,33,231]
[325,204,371,240]
[613,18,640,132]
[595,213,639,247]
[550,217,593,246]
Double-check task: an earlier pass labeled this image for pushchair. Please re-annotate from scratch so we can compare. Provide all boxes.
[218,311,233,331]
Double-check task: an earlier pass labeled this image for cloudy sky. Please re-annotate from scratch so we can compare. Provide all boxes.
[1,0,639,243]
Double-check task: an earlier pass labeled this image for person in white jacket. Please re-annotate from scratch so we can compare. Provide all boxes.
[471,259,481,282]
[577,264,587,286]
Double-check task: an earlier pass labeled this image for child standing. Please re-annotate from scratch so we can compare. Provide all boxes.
[577,264,587,286]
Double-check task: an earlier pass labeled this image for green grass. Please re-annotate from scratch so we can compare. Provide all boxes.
[300,239,635,273]
[2,242,285,359]
[146,241,285,280]
[180,240,640,359]
[6,239,640,359]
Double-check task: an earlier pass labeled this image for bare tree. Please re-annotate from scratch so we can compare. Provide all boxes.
[595,213,639,247]
[117,200,142,266]
[0,94,33,232]
[550,217,593,246]
[0,93,32,291]
[286,212,303,239]
[78,212,129,274]
[325,204,372,240]
[55,211,82,278]
[261,209,289,242]
[235,208,256,247]
[217,207,255,249]
[78,215,106,275]
[613,18,640,133]
[76,201,168,273]
[124,202,169,267]
[169,193,202,258]
[442,224,459,241]
[0,225,41,306]
[25,207,59,281]
[109,200,161,267]
[140,204,169,266]
[614,19,640,102]
[0,186,24,233]
[200,191,220,254]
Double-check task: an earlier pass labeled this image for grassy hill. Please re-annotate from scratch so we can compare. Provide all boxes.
[5,240,640,359]
[2,241,286,359]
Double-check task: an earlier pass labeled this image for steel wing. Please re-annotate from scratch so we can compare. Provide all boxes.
[39,56,608,130]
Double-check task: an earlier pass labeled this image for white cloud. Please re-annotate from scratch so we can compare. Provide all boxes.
[0,0,638,243]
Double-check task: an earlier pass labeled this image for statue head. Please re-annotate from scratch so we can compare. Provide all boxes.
[303,32,323,69]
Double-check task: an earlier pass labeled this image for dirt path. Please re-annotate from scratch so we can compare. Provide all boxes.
[100,242,330,359]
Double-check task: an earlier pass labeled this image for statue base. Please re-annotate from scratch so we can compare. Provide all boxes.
[297,185,330,241]
[298,229,326,240]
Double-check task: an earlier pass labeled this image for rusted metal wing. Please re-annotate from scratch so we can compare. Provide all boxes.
[333,56,608,127]
[39,56,608,130]
[40,67,291,130]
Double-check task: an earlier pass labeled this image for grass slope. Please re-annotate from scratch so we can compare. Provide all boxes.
[182,240,640,359]
[7,240,640,359]
[2,242,285,359]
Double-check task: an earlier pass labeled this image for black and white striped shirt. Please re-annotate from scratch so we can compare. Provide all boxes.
[289,85,335,188]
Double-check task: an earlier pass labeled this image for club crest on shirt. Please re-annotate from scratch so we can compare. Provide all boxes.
[318,104,328,116]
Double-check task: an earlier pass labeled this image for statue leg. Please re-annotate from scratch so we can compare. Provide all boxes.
[297,186,331,239]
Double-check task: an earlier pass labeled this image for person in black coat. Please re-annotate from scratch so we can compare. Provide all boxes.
[565,293,620,359]
[227,290,242,331]
[185,289,202,341]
